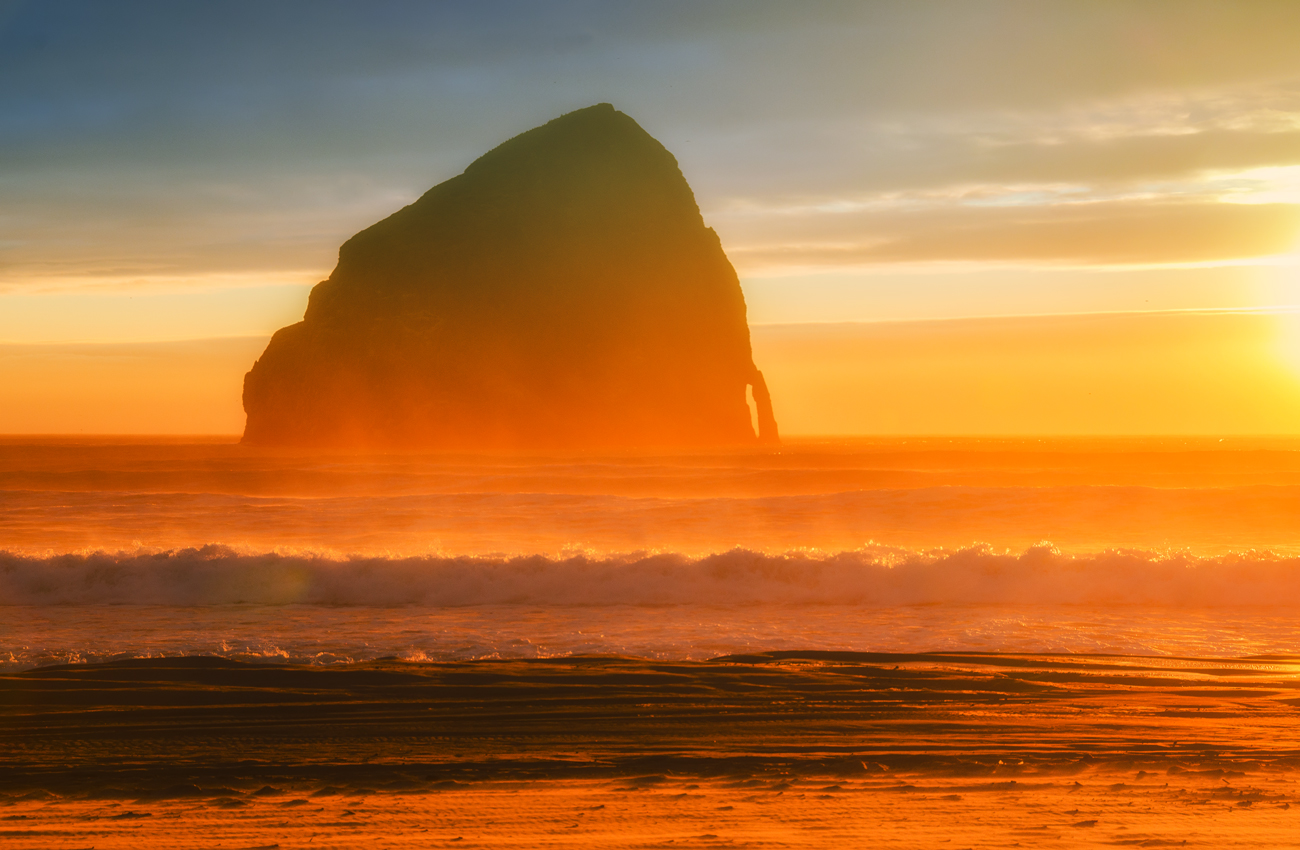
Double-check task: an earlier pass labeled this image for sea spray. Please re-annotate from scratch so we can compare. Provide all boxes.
[4,542,1299,607]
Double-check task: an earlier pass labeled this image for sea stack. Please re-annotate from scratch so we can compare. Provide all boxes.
[242,104,778,449]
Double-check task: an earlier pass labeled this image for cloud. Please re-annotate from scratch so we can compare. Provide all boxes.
[5,1,1300,294]
[724,200,1300,269]
[689,83,1300,203]
[0,165,419,287]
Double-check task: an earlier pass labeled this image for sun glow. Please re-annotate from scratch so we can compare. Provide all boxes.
[1215,164,1300,205]
[1274,245,1300,375]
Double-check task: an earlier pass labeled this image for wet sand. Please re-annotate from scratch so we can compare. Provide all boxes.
[3,652,1299,847]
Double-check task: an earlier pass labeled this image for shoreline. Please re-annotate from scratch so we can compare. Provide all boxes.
[5,652,1299,847]
[5,651,1298,796]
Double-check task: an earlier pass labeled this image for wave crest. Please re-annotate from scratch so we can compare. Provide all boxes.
[3,543,1299,606]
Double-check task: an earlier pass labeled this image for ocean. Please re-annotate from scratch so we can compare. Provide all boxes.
[7,436,1300,848]
[6,435,1300,669]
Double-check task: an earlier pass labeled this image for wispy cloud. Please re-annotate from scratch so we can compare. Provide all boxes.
[3,1,1300,293]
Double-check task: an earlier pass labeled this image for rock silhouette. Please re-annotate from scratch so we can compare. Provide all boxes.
[242,103,778,449]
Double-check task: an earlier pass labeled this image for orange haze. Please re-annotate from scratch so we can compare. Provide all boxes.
[6,310,1300,436]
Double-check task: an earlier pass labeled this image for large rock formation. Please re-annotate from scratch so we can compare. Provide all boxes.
[242,104,778,449]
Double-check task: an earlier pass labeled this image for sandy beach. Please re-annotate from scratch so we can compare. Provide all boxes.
[3,651,1299,847]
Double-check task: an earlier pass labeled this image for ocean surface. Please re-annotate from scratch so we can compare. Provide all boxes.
[5,435,1300,670]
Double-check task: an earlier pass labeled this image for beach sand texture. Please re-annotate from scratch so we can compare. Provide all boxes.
[3,652,1299,848]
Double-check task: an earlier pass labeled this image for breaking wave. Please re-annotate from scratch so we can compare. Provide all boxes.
[3,543,1300,607]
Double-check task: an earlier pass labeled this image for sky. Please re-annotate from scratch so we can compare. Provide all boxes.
[4,1,1300,433]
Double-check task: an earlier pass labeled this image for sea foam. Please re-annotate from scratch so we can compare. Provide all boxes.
[3,543,1298,607]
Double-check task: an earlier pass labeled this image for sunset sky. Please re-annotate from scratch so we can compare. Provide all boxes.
[4,1,1300,433]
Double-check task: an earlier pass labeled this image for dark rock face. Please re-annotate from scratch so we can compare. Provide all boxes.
[242,104,778,449]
